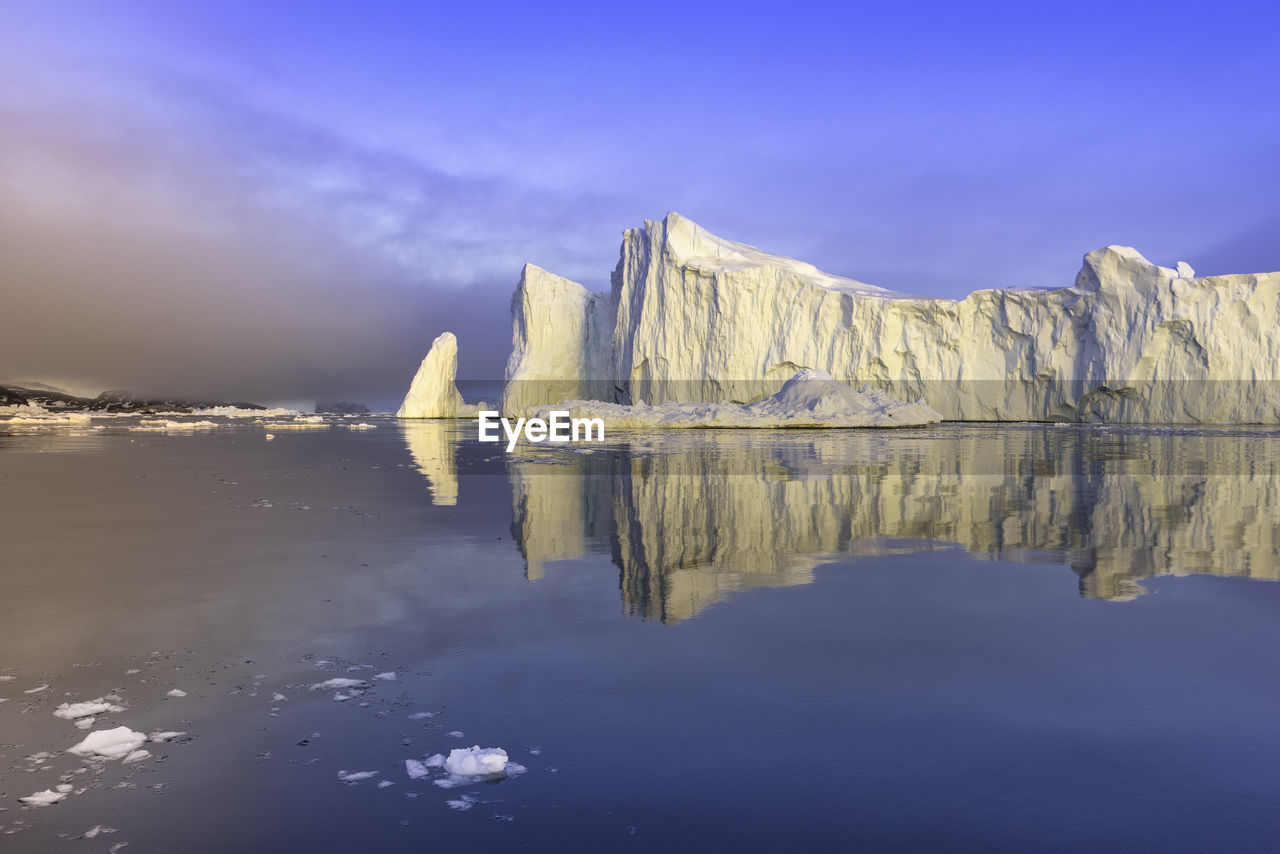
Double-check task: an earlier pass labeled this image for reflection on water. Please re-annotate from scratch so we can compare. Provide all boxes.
[403,420,460,505]
[489,426,1280,621]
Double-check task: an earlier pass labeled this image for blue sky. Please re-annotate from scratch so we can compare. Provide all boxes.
[2,1,1277,405]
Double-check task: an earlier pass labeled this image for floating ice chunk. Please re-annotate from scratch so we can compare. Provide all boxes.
[337,770,379,784]
[311,678,366,690]
[54,698,126,720]
[333,692,352,701]
[0,674,14,681]
[148,731,186,742]
[446,794,476,811]
[68,726,147,760]
[373,672,396,681]
[166,689,187,698]
[83,825,117,839]
[377,780,394,788]
[424,753,445,768]
[24,684,50,694]
[444,746,508,777]
[19,786,73,806]
[75,717,96,729]
[406,759,430,780]
[408,712,434,720]
[125,668,141,675]
[123,749,151,763]
[272,693,287,702]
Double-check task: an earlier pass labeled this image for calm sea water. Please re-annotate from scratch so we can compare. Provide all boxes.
[2,418,1279,852]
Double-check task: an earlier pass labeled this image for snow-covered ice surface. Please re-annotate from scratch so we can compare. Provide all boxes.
[526,369,941,428]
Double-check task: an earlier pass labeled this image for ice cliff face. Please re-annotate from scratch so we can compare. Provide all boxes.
[397,332,467,418]
[504,212,1280,423]
[501,264,613,416]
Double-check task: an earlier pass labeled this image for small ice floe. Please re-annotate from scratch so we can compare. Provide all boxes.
[444,746,507,777]
[272,693,288,702]
[123,749,151,763]
[337,770,379,784]
[446,794,476,811]
[377,780,394,789]
[18,784,74,807]
[125,668,141,675]
[83,825,117,839]
[372,672,396,681]
[0,674,14,681]
[408,712,434,720]
[405,759,430,780]
[431,747,525,789]
[333,692,352,701]
[311,678,366,690]
[67,726,147,760]
[447,731,465,738]
[166,689,188,698]
[74,717,96,730]
[24,684,50,694]
[131,419,218,432]
[148,731,186,742]
[54,698,126,721]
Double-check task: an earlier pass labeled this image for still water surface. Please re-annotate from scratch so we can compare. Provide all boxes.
[2,419,1279,852]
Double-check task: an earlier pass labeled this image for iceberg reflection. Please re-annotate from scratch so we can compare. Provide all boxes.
[506,426,1280,621]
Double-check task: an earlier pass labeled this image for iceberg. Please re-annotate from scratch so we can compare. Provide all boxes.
[500,213,1280,424]
[397,331,478,419]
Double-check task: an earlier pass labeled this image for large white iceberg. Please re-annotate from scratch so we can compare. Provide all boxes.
[500,213,1280,424]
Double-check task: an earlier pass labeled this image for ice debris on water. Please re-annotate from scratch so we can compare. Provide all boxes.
[19,785,74,807]
[166,689,188,698]
[54,698,126,720]
[312,678,366,690]
[67,727,147,760]
[337,770,379,784]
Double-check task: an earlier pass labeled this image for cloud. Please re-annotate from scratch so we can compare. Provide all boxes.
[0,71,622,406]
